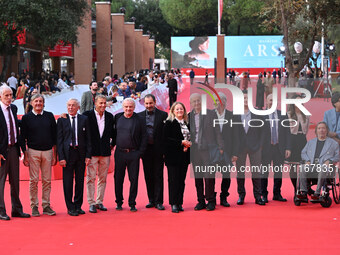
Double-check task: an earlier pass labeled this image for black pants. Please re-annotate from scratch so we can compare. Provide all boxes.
[167,163,188,206]
[142,145,164,204]
[236,148,262,200]
[0,146,23,215]
[62,148,85,211]
[261,144,285,197]
[114,150,140,206]
[220,171,231,200]
[169,92,177,108]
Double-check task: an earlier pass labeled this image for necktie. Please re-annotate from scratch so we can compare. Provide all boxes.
[7,106,15,145]
[271,113,278,144]
[71,116,76,146]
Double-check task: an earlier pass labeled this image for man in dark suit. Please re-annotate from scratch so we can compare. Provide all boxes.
[214,92,240,207]
[57,99,92,216]
[114,98,147,212]
[261,94,291,202]
[0,85,30,220]
[138,94,167,210]
[236,92,266,206]
[83,95,115,213]
[189,93,224,211]
[167,73,177,108]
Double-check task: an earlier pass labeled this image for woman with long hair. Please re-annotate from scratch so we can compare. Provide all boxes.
[286,94,310,193]
[163,102,191,213]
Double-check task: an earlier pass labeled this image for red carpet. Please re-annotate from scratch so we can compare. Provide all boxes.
[1,77,340,255]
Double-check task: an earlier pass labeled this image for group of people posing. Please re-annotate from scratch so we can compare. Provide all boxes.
[0,82,339,220]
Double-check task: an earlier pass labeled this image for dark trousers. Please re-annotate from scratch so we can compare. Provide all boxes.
[236,148,262,200]
[0,146,23,214]
[114,150,140,206]
[192,148,216,204]
[220,171,231,200]
[142,144,164,204]
[62,148,85,211]
[169,92,177,108]
[167,163,188,205]
[261,144,285,197]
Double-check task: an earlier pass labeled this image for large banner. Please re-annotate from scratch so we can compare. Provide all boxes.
[171,35,284,69]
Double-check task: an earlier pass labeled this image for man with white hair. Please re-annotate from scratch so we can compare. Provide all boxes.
[0,85,30,220]
[113,98,147,212]
[57,99,92,216]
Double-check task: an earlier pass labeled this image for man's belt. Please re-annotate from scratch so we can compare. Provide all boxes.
[118,148,136,153]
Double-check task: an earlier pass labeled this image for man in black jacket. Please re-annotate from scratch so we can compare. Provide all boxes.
[261,94,291,202]
[138,94,167,210]
[214,92,240,207]
[57,99,92,216]
[236,92,266,206]
[83,95,115,213]
[114,98,147,212]
[0,85,30,220]
[167,73,178,108]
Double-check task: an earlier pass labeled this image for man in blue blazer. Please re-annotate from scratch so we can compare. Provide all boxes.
[323,92,340,144]
[57,99,91,216]
[261,94,291,203]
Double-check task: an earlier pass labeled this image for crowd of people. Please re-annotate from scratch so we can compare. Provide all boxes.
[0,67,339,221]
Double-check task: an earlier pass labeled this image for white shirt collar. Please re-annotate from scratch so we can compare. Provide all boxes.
[175,117,184,124]
[0,101,10,111]
[32,110,44,115]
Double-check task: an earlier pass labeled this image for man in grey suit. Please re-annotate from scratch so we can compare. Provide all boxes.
[297,122,339,200]
[80,81,118,113]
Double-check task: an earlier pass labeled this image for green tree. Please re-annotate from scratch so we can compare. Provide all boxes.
[0,0,89,81]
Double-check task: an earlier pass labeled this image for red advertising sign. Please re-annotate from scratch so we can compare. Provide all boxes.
[49,42,72,57]
[92,48,97,63]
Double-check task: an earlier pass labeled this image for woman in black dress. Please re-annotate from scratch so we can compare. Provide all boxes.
[286,94,310,192]
[163,102,191,213]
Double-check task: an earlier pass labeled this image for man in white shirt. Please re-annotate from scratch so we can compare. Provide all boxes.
[57,76,69,90]
[147,71,155,89]
[6,72,18,98]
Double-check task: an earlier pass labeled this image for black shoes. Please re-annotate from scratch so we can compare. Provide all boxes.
[237,197,244,205]
[145,203,155,208]
[171,205,179,213]
[116,204,123,211]
[220,199,230,207]
[178,205,184,212]
[0,213,10,221]
[262,196,269,203]
[273,195,287,202]
[96,204,107,211]
[156,204,165,210]
[255,198,266,205]
[296,191,307,200]
[130,206,137,212]
[76,208,85,215]
[89,205,97,213]
[11,211,30,218]
[194,202,206,211]
[68,210,79,216]
[206,202,215,211]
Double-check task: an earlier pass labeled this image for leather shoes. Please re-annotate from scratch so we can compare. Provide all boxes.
[89,205,97,213]
[116,204,123,210]
[11,211,30,218]
[145,202,155,208]
[296,191,307,200]
[194,202,206,210]
[0,213,10,221]
[76,208,85,215]
[156,204,165,210]
[96,204,107,211]
[206,202,215,211]
[178,205,184,211]
[68,210,79,216]
[220,199,230,207]
[255,198,266,205]
[237,197,244,205]
[262,196,269,203]
[273,195,287,202]
[130,206,137,212]
[171,205,179,213]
